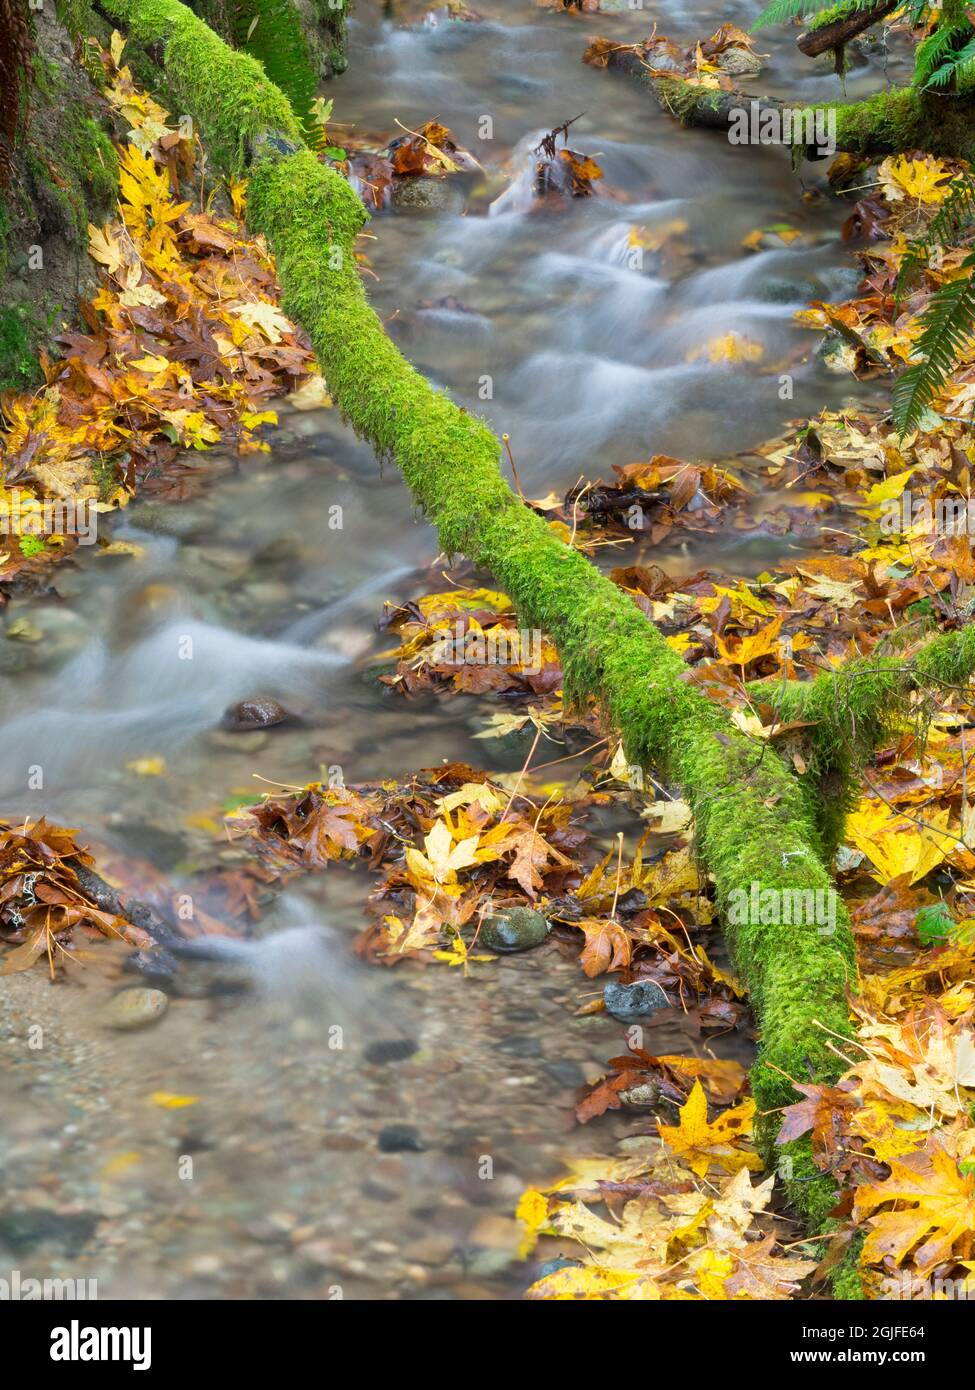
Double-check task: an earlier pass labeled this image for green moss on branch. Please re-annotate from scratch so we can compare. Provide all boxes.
[101,0,302,170]
[750,625,975,852]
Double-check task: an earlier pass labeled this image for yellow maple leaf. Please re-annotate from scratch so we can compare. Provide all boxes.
[688,332,764,365]
[855,1143,975,1275]
[657,1081,762,1179]
[878,155,955,205]
[515,1187,550,1258]
[845,800,955,885]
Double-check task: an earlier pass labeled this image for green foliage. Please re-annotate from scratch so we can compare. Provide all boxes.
[17,534,45,557]
[752,0,879,33]
[232,0,318,128]
[0,304,42,392]
[913,18,970,86]
[926,32,975,87]
[892,249,975,432]
[915,901,954,945]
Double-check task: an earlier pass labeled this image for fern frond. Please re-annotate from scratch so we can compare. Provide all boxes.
[752,0,881,34]
[892,251,975,432]
[913,20,971,86]
[927,33,975,86]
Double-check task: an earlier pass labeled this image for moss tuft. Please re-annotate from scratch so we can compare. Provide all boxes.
[101,0,303,171]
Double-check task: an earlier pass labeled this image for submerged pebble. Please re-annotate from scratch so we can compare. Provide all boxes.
[104,987,169,1031]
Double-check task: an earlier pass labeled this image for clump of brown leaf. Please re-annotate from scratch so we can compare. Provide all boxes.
[0,818,144,977]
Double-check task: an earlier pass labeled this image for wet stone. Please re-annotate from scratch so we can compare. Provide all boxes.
[377,1124,426,1154]
[479,908,548,953]
[0,1207,99,1255]
[103,987,169,1031]
[603,979,669,1022]
[494,1034,543,1059]
[222,697,292,730]
[364,1038,418,1065]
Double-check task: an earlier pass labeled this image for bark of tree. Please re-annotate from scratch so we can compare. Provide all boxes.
[797,0,900,58]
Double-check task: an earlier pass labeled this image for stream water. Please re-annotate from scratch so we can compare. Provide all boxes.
[0,0,909,1299]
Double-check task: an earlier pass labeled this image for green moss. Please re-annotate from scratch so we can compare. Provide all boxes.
[655,75,722,122]
[101,0,302,171]
[814,87,975,161]
[0,306,43,393]
[309,0,348,76]
[750,625,975,854]
[231,0,318,126]
[72,114,120,209]
[807,1,852,29]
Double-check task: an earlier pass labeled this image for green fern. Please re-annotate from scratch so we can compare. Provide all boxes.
[752,0,877,33]
[892,250,975,432]
[927,33,975,86]
[914,20,972,86]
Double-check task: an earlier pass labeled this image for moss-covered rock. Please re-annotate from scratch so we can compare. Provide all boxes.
[0,3,119,389]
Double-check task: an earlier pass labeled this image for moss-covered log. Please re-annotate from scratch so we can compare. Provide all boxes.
[601,51,975,162]
[797,0,899,57]
[750,625,975,852]
[102,0,866,1246]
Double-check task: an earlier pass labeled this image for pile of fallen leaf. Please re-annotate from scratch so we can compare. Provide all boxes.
[343,117,480,211]
[517,1084,819,1300]
[0,818,145,976]
[0,35,319,592]
[220,761,742,1014]
[582,22,762,89]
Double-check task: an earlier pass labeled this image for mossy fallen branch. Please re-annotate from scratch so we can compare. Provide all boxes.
[602,54,975,162]
[104,0,863,1251]
[750,625,975,852]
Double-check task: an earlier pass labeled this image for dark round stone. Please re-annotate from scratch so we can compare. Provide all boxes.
[364,1038,418,1065]
[603,979,670,1022]
[377,1124,426,1154]
[221,698,292,731]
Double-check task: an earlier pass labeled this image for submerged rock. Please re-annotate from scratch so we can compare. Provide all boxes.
[378,1123,426,1153]
[479,908,548,953]
[221,697,292,731]
[104,987,169,1030]
[603,979,669,1021]
[716,47,763,77]
[391,176,464,214]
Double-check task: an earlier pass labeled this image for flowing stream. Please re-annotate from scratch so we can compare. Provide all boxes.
[0,0,907,1298]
